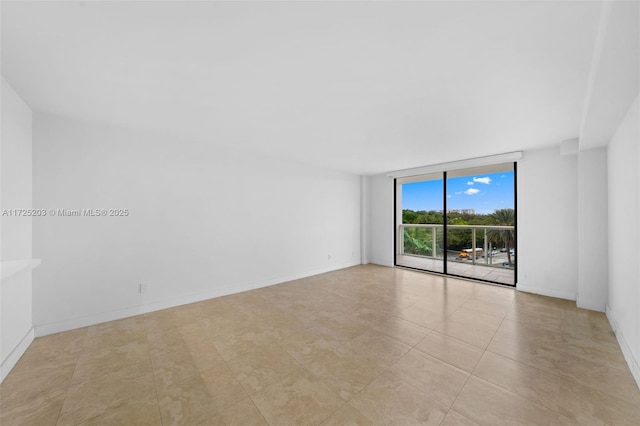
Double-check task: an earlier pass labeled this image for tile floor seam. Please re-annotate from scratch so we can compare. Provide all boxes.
[60,399,137,426]
[445,355,478,419]
[382,363,460,414]
[455,374,560,423]
[274,303,396,404]
[481,308,511,355]
[224,394,271,426]
[465,371,585,424]
[502,332,634,375]
[51,388,69,426]
[142,321,165,426]
[314,401,350,426]
[440,408,480,426]
[54,340,86,425]
[277,335,383,406]
[390,311,440,332]
[252,397,273,426]
[411,297,512,422]
[470,350,640,424]
[483,342,639,408]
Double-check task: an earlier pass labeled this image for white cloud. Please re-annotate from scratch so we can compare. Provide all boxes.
[446,194,451,198]
[454,191,462,195]
[467,181,474,185]
[464,188,480,195]
[473,177,492,184]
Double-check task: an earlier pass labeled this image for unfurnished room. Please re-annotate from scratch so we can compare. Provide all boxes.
[1,1,639,425]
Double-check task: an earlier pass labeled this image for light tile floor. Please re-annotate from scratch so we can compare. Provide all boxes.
[1,265,639,425]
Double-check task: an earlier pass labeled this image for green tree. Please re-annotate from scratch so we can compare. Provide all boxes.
[402,209,417,224]
[486,208,516,265]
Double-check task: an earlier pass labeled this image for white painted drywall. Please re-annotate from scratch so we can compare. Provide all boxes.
[516,146,579,298]
[367,146,581,297]
[360,176,370,264]
[577,147,608,311]
[0,77,35,382]
[32,114,361,335]
[366,174,394,267]
[607,94,640,387]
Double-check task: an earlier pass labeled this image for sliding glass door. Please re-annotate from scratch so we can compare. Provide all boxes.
[396,172,445,273]
[395,163,516,286]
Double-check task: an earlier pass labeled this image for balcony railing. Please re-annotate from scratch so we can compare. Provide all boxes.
[399,223,515,268]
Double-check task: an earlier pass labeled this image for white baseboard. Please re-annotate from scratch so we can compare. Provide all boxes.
[0,327,34,383]
[606,305,640,390]
[34,284,247,337]
[34,261,360,337]
[516,283,577,301]
[248,261,359,291]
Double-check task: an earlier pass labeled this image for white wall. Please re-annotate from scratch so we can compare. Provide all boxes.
[366,147,582,300]
[517,146,579,299]
[32,114,362,335]
[607,94,640,387]
[360,176,370,264]
[0,77,35,382]
[577,147,608,311]
[366,174,394,267]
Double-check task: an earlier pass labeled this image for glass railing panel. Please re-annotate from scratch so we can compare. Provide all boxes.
[397,224,444,273]
[397,224,515,285]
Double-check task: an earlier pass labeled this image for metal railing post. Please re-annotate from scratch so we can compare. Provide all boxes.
[471,228,476,265]
[432,226,437,259]
[484,228,489,265]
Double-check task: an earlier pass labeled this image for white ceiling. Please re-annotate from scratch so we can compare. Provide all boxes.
[1,1,637,175]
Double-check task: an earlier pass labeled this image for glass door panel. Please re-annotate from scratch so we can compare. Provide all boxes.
[395,163,516,286]
[395,173,445,273]
[445,164,515,285]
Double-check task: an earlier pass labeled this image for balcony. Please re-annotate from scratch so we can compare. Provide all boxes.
[397,224,515,286]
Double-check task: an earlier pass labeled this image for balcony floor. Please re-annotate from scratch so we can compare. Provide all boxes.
[397,254,515,285]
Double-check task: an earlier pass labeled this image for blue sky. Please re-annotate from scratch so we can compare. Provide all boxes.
[402,171,514,214]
